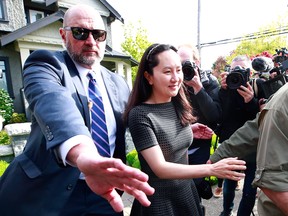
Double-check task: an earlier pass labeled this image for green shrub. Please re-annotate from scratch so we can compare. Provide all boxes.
[10,112,27,123]
[0,89,14,124]
[0,130,10,145]
[126,149,141,169]
[0,160,9,177]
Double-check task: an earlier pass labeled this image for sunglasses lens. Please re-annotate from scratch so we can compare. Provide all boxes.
[69,27,107,41]
[92,30,107,42]
[71,27,89,40]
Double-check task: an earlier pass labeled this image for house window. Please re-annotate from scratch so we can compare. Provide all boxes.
[29,9,44,23]
[0,58,13,98]
[0,0,8,21]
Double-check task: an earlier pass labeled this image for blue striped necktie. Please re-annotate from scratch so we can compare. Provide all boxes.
[87,72,110,157]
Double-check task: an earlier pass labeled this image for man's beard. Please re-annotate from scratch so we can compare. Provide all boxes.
[66,41,99,67]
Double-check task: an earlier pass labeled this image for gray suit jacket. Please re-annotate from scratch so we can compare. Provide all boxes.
[0,50,130,216]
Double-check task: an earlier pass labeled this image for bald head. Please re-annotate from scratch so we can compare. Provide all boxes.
[63,4,105,31]
[177,44,200,66]
[60,4,107,69]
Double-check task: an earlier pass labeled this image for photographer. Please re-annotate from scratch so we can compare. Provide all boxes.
[177,44,222,200]
[271,48,288,79]
[217,55,264,216]
[252,50,288,101]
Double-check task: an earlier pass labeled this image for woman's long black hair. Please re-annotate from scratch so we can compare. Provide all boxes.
[123,43,196,126]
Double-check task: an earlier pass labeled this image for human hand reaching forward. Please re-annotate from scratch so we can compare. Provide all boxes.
[69,145,155,212]
[191,123,214,139]
[209,157,246,181]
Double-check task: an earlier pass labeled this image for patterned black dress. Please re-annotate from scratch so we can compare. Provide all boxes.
[128,102,203,216]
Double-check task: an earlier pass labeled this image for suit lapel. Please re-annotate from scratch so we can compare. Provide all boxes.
[101,67,119,112]
[64,52,90,128]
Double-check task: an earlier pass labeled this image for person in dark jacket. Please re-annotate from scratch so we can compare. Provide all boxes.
[178,44,222,200]
[0,5,154,216]
[218,55,264,216]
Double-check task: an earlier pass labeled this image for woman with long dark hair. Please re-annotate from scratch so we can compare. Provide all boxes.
[123,43,246,216]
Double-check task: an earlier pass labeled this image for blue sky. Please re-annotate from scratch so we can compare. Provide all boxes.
[108,0,288,69]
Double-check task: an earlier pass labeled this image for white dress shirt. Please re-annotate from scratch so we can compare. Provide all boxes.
[58,63,117,166]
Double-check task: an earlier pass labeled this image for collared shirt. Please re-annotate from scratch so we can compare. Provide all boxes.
[58,63,117,165]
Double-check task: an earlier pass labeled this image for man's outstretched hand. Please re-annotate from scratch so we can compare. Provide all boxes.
[76,152,155,212]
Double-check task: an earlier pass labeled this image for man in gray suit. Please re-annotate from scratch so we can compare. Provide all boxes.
[0,4,154,216]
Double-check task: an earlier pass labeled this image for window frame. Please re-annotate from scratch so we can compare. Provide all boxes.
[29,9,44,23]
[0,0,8,21]
[0,57,14,98]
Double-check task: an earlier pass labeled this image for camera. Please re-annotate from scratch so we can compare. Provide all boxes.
[226,66,250,89]
[182,60,198,81]
[274,48,288,63]
[181,60,210,85]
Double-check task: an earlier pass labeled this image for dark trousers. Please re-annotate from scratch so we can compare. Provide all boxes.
[222,161,257,216]
[60,180,123,216]
[189,139,212,200]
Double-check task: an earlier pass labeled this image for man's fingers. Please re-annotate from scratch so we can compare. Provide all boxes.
[96,157,150,182]
[123,185,152,207]
[102,189,124,212]
[111,173,155,196]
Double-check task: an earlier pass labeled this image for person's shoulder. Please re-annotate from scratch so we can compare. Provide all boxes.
[100,65,130,88]
[100,66,124,79]
[264,83,288,110]
[128,105,148,124]
[130,104,145,114]
[24,49,65,68]
[26,49,65,63]
[29,49,62,57]
[205,75,220,89]
[255,77,266,84]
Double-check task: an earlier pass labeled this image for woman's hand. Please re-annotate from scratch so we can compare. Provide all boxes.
[191,123,214,139]
[210,157,246,181]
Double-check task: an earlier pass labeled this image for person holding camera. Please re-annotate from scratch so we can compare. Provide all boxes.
[177,44,222,200]
[209,82,288,216]
[217,55,264,216]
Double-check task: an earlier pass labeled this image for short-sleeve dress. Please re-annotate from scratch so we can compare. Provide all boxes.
[128,102,203,216]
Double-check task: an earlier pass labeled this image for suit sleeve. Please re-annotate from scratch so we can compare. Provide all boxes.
[23,50,91,150]
[210,113,259,163]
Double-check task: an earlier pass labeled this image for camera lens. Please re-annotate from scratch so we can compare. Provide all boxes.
[226,72,244,89]
[182,60,196,81]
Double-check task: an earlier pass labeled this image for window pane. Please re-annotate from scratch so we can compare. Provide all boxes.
[0,60,7,91]
[0,1,3,19]
[29,10,44,23]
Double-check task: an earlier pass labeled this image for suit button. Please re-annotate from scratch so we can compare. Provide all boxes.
[67,184,73,190]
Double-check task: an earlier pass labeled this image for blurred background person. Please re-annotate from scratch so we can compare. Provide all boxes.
[177,44,222,200]
[217,55,264,216]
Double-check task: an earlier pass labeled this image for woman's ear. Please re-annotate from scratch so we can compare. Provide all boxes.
[144,71,153,85]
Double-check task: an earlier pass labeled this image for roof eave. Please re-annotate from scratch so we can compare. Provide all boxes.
[0,10,65,47]
[99,0,124,23]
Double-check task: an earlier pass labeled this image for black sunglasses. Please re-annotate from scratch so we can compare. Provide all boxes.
[64,27,107,42]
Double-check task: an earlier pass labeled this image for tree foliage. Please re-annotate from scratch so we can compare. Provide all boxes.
[213,16,288,75]
[227,16,288,63]
[121,20,152,82]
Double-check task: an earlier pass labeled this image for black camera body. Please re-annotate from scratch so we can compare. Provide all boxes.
[181,60,210,85]
[182,60,198,81]
[226,66,250,89]
[274,48,288,63]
